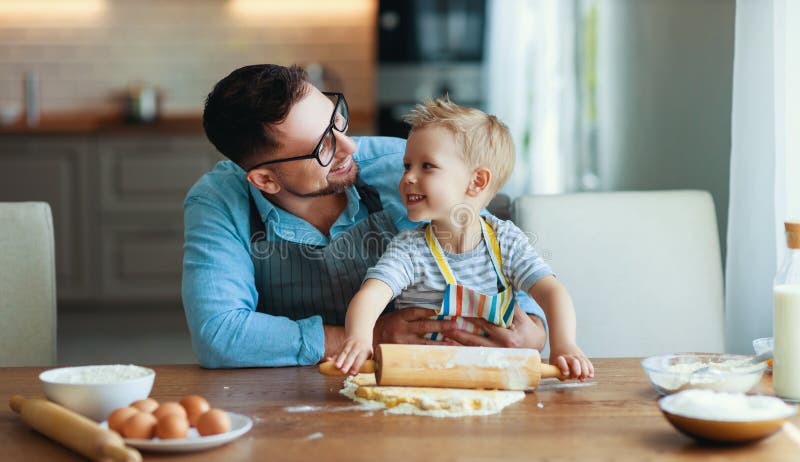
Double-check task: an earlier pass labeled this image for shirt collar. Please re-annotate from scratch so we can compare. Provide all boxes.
[248,181,364,228]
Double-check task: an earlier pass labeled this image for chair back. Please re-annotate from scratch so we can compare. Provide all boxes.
[512,190,724,357]
[0,202,57,366]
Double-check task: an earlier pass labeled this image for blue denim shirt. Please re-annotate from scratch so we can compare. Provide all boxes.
[182,136,546,368]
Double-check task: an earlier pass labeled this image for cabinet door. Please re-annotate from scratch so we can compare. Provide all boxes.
[99,224,184,298]
[0,138,89,298]
[97,136,221,213]
[95,135,221,299]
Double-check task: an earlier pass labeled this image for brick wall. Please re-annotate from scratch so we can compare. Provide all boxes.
[0,0,376,115]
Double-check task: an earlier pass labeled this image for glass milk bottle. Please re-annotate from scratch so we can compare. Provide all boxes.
[773,221,800,401]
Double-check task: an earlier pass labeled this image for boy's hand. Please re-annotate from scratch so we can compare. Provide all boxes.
[549,343,594,381]
[332,337,373,375]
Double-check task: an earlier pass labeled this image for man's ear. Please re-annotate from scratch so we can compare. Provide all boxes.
[246,168,282,195]
[467,167,491,197]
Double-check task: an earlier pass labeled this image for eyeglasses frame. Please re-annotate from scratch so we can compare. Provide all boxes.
[246,92,349,171]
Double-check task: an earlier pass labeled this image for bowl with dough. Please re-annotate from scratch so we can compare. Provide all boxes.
[40,364,155,421]
[658,389,797,444]
[641,353,766,395]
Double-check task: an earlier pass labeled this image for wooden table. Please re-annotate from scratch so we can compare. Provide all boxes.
[2,359,798,461]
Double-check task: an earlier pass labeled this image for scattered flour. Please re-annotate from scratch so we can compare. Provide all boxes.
[648,359,763,393]
[41,365,152,384]
[283,403,381,413]
[285,405,322,413]
[304,432,324,441]
[660,389,796,421]
[536,379,597,391]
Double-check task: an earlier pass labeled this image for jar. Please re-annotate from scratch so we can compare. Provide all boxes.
[773,221,800,401]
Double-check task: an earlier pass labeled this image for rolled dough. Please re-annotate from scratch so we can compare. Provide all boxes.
[340,373,525,417]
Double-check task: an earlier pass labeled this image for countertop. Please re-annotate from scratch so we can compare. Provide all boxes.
[0,110,374,135]
[2,358,798,461]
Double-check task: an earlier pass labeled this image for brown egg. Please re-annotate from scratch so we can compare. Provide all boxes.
[180,395,211,427]
[107,406,139,434]
[130,398,159,413]
[122,412,158,439]
[196,409,231,436]
[155,414,189,439]
[153,401,187,420]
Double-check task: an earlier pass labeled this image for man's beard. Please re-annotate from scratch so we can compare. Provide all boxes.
[282,162,360,198]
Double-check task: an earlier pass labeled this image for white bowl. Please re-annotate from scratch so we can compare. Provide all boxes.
[641,353,766,395]
[40,364,155,421]
[658,390,797,444]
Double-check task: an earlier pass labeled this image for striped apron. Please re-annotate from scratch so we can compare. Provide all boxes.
[425,217,516,341]
[249,178,398,325]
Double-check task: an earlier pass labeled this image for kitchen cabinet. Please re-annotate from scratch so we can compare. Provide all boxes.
[0,130,221,302]
[0,137,91,298]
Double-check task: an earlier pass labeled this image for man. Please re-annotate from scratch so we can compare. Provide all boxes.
[183,64,547,368]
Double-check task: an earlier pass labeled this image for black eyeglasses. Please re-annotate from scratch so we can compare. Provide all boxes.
[247,92,349,171]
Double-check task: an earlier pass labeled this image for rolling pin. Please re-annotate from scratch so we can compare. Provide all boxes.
[9,395,142,462]
[319,344,568,391]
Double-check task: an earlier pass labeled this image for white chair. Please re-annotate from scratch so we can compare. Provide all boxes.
[512,190,724,357]
[0,202,57,366]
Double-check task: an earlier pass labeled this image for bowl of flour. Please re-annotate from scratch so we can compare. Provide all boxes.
[641,353,766,395]
[40,364,155,421]
[659,389,797,443]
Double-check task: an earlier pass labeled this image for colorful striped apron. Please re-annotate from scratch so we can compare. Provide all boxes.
[424,217,516,341]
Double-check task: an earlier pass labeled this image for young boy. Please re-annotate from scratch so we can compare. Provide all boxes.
[332,97,594,380]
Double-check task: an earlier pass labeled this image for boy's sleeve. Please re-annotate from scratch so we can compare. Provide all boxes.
[498,219,555,293]
[363,231,417,298]
[182,194,324,368]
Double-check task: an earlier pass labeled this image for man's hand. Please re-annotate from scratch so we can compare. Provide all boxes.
[373,308,457,346]
[442,306,547,350]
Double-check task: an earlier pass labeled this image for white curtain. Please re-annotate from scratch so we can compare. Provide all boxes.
[726,0,800,353]
[484,0,578,197]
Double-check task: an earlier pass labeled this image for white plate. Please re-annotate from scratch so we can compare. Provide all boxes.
[101,412,253,452]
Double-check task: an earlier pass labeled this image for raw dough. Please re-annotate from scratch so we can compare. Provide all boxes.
[340,373,525,417]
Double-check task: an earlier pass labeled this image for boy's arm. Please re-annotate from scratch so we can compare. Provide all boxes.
[345,279,395,344]
[528,275,593,379]
[527,275,576,350]
[333,279,394,374]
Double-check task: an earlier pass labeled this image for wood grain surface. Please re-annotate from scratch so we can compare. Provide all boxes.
[2,359,798,461]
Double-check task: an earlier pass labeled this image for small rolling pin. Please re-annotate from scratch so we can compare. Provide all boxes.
[9,395,141,462]
[319,344,568,391]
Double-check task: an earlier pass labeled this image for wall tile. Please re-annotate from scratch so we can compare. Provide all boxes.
[0,0,376,114]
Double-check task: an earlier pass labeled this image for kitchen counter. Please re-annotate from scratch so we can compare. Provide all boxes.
[2,358,797,461]
[0,110,374,135]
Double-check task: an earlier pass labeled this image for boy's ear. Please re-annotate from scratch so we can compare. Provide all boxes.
[246,168,282,195]
[467,167,491,197]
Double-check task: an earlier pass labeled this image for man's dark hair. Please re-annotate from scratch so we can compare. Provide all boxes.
[203,64,309,166]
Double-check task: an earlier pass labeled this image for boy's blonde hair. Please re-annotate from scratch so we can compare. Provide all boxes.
[403,96,515,195]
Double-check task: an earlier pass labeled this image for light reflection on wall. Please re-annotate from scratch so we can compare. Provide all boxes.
[0,0,106,24]
[228,0,373,19]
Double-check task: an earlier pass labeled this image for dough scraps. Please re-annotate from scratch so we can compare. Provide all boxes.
[340,373,525,417]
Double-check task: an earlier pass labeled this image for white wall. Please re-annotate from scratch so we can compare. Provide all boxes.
[596,0,735,254]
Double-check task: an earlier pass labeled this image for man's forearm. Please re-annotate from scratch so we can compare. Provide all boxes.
[323,325,345,360]
[528,314,547,351]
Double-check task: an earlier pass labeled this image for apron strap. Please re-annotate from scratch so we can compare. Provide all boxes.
[480,218,510,289]
[425,218,509,290]
[425,225,457,284]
